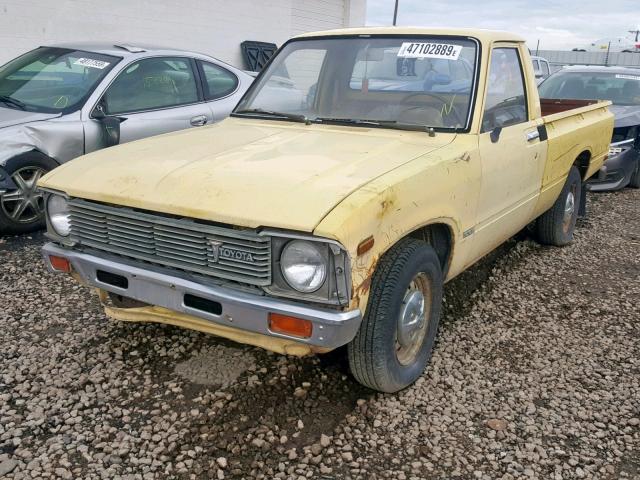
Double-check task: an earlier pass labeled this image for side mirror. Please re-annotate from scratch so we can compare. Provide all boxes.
[92,104,106,120]
[490,126,503,143]
[101,116,122,148]
[92,103,122,148]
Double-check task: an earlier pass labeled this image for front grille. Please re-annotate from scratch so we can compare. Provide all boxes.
[68,199,271,286]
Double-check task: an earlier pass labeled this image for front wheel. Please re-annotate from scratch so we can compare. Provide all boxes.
[0,152,58,234]
[629,158,640,189]
[535,166,582,247]
[348,238,443,393]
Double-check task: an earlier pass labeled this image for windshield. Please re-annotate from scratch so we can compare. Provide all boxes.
[0,47,119,113]
[235,36,479,130]
[539,71,640,106]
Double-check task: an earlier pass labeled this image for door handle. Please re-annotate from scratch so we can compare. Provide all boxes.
[526,130,540,142]
[190,115,208,127]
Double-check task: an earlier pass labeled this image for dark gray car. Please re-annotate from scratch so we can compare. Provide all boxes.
[0,43,252,233]
[538,66,640,191]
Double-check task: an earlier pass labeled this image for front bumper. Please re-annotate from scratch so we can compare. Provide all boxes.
[588,147,639,192]
[42,243,362,351]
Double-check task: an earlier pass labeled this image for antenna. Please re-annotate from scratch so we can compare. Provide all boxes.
[393,0,399,26]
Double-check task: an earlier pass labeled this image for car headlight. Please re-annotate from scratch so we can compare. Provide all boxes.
[280,240,327,293]
[47,195,71,236]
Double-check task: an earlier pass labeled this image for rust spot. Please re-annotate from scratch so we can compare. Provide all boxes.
[377,191,398,220]
[354,257,378,297]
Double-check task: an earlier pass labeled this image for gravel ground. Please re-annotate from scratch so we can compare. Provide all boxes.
[0,189,638,480]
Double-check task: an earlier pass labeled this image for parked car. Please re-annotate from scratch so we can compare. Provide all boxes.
[0,43,253,233]
[539,66,640,190]
[531,55,551,84]
[39,27,613,393]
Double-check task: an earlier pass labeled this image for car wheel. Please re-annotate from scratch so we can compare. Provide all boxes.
[348,238,443,393]
[0,152,58,234]
[535,166,582,246]
[628,158,640,189]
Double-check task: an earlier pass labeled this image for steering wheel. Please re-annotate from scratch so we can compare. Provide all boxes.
[400,92,463,127]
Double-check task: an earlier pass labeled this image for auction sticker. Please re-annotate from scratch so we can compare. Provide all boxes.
[397,42,462,60]
[74,58,110,69]
[616,74,640,81]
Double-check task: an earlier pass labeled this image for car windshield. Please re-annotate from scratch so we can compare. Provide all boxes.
[235,36,479,130]
[0,47,119,113]
[539,71,640,106]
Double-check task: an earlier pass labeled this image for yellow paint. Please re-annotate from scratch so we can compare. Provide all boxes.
[39,28,614,349]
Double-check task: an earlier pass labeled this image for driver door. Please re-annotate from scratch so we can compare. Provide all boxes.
[470,45,546,261]
[84,56,213,153]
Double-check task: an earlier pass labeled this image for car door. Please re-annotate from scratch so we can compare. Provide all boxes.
[84,56,213,152]
[470,45,546,261]
[196,60,242,121]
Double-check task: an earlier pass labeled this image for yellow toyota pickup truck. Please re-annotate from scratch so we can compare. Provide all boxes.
[39,28,613,392]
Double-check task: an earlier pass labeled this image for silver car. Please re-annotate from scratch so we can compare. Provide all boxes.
[0,43,253,233]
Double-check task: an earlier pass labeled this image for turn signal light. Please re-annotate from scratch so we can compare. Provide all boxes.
[268,313,313,338]
[49,255,72,273]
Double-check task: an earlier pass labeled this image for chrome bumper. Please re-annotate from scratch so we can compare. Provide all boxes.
[42,243,362,349]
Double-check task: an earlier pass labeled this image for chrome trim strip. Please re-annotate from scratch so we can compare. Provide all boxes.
[42,243,362,349]
[611,138,635,147]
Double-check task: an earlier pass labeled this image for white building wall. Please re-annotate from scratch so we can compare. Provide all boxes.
[0,0,366,67]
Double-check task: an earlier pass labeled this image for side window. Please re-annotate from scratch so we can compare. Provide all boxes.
[541,61,550,76]
[102,57,198,114]
[199,62,239,100]
[482,48,528,132]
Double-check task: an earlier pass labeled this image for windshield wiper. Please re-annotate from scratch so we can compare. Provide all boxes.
[0,95,27,110]
[315,117,436,134]
[233,108,310,124]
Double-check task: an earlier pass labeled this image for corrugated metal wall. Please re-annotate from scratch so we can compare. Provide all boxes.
[536,50,640,69]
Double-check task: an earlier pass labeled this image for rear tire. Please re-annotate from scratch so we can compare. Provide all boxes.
[0,152,58,235]
[535,166,582,246]
[629,158,640,189]
[348,238,443,393]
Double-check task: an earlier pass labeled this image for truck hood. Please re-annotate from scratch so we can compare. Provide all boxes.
[40,118,454,231]
[0,106,60,129]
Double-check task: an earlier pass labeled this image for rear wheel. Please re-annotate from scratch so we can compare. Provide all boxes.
[535,166,582,247]
[348,238,443,393]
[0,152,58,234]
[629,158,640,189]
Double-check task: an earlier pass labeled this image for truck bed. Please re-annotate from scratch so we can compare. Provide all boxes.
[540,98,599,117]
[537,99,613,212]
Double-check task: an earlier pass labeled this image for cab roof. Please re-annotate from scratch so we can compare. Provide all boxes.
[293,26,525,44]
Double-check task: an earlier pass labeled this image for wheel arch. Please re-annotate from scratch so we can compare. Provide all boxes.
[406,221,455,278]
[574,149,592,181]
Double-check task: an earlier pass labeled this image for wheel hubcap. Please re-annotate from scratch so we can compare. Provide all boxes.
[0,166,46,224]
[395,273,432,366]
[562,187,576,233]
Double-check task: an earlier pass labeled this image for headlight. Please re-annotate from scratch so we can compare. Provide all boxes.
[47,195,71,236]
[280,240,327,293]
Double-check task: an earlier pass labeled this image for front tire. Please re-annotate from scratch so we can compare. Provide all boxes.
[348,238,443,393]
[535,166,582,246]
[0,152,58,235]
[629,158,640,189]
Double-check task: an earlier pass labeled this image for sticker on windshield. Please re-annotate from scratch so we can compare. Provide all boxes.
[397,42,462,60]
[615,74,640,81]
[74,58,110,69]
